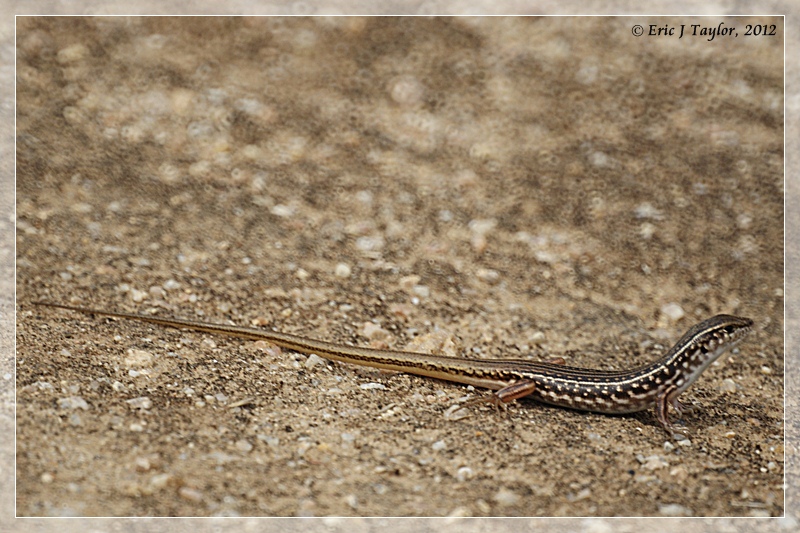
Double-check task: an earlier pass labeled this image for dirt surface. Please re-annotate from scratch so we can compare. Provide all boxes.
[16,16,784,517]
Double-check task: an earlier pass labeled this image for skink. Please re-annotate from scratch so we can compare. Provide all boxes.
[33,301,753,433]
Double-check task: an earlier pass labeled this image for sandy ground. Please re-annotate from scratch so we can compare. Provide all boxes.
[14,16,785,519]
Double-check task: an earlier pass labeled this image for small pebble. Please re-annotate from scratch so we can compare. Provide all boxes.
[334,263,351,278]
[258,435,280,448]
[126,397,152,410]
[398,275,421,291]
[235,439,253,453]
[444,404,470,421]
[660,303,685,322]
[148,473,171,490]
[390,75,424,106]
[568,488,592,502]
[447,506,472,517]
[57,396,88,410]
[124,349,154,368]
[492,488,520,507]
[345,494,358,509]
[355,235,384,252]
[361,322,390,341]
[412,285,430,298]
[528,331,546,345]
[270,204,294,217]
[456,467,474,482]
[179,487,204,503]
[134,457,152,471]
[304,354,325,369]
[634,202,664,220]
[468,218,497,235]
[658,503,693,516]
[642,455,669,471]
[130,289,148,302]
[475,268,500,284]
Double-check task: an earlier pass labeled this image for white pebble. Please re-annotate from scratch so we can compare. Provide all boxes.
[179,487,204,502]
[130,289,148,303]
[635,202,664,220]
[642,455,669,471]
[235,439,253,453]
[475,268,500,284]
[148,286,165,298]
[658,503,693,516]
[443,405,470,421]
[640,222,656,239]
[736,213,753,229]
[361,322,389,341]
[270,204,294,217]
[390,75,425,106]
[456,466,474,482]
[355,235,385,252]
[447,506,473,517]
[126,397,152,409]
[148,473,171,490]
[124,349,154,368]
[588,151,609,168]
[719,378,738,393]
[57,396,88,410]
[528,331,546,345]
[334,263,352,278]
[412,285,430,298]
[345,494,358,509]
[660,303,685,322]
[304,354,325,369]
[493,488,520,507]
[468,218,497,235]
[360,382,387,390]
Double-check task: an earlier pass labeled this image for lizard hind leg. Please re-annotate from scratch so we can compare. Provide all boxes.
[465,379,538,410]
